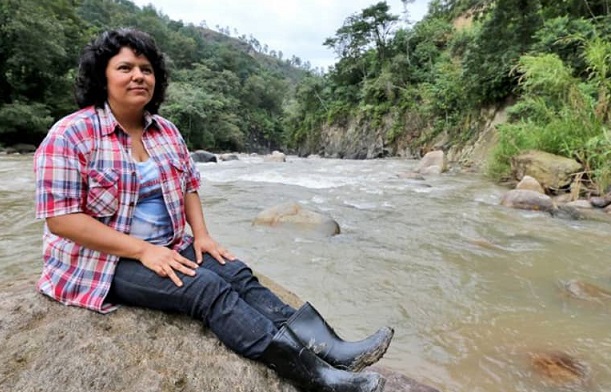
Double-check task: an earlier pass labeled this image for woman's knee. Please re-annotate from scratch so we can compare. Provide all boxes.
[183,269,234,318]
[203,254,252,278]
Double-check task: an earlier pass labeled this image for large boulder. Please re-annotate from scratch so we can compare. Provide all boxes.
[500,189,556,213]
[263,151,287,162]
[253,202,341,236]
[415,150,448,175]
[8,143,37,154]
[0,274,440,392]
[511,150,582,192]
[190,150,218,163]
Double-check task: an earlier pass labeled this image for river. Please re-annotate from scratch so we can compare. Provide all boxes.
[1,153,610,392]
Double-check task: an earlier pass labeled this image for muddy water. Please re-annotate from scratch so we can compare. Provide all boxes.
[1,154,610,392]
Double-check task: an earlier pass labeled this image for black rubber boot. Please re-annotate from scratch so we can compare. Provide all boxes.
[259,325,385,392]
[287,302,394,371]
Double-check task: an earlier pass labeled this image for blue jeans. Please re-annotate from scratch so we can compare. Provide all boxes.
[107,245,296,359]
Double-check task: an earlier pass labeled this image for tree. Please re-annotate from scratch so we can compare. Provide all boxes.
[0,0,87,143]
[324,1,399,63]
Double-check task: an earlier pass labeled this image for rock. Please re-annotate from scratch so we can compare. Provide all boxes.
[552,193,574,205]
[529,351,588,387]
[565,200,593,209]
[190,150,217,163]
[415,151,447,174]
[500,189,555,213]
[263,151,286,162]
[419,165,443,175]
[552,205,588,220]
[553,205,611,222]
[10,143,37,154]
[369,365,440,392]
[253,202,340,236]
[397,172,426,180]
[511,150,582,192]
[219,153,239,161]
[562,279,611,302]
[0,274,438,392]
[516,175,545,194]
[590,194,611,208]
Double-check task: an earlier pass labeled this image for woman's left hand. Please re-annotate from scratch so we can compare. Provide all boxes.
[193,234,236,265]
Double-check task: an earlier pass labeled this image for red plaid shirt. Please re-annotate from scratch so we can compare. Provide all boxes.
[34,104,201,313]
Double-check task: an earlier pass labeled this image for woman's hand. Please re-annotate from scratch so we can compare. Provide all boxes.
[192,234,236,265]
[139,243,199,287]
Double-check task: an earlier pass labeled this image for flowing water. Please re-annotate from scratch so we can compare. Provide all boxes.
[1,153,610,392]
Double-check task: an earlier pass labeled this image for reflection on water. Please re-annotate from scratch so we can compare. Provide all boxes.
[1,154,610,392]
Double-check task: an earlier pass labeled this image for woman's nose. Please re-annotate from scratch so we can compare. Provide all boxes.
[132,68,144,81]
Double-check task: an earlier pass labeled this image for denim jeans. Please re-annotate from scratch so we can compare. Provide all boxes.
[107,245,296,359]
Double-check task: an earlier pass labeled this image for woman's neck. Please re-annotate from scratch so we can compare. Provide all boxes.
[109,103,145,134]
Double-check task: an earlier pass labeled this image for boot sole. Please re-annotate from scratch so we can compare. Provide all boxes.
[348,327,394,372]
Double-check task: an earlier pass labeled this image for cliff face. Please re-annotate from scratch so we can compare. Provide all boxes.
[0,274,440,392]
[309,103,509,171]
[315,112,425,160]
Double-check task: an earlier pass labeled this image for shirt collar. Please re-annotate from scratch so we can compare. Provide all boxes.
[98,102,158,136]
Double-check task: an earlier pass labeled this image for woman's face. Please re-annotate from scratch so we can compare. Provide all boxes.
[105,46,155,112]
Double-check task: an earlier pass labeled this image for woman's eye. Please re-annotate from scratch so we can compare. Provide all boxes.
[142,68,153,74]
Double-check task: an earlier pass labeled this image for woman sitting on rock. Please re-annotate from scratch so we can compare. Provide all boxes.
[33,28,393,392]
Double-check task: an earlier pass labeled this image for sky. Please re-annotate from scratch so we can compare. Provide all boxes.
[131,0,432,71]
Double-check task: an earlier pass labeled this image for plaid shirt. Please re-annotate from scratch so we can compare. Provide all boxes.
[34,103,201,313]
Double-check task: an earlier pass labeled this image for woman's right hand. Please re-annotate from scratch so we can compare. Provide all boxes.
[139,244,199,287]
[46,213,198,287]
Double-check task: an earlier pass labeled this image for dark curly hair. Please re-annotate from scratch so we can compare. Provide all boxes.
[75,28,168,114]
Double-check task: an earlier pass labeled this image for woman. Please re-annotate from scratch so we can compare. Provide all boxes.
[34,28,393,392]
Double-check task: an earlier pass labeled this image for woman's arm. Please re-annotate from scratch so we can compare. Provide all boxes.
[184,191,235,264]
[46,213,198,286]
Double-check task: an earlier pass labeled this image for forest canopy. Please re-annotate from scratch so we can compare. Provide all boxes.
[1,0,609,189]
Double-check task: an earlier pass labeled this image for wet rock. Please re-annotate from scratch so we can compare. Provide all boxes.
[468,238,504,251]
[500,189,555,213]
[369,365,440,392]
[190,149,217,163]
[7,143,37,154]
[590,194,611,208]
[562,279,611,302]
[529,351,588,387]
[218,153,239,161]
[565,199,593,209]
[253,202,340,236]
[552,204,588,220]
[263,151,286,162]
[397,172,426,180]
[553,204,611,222]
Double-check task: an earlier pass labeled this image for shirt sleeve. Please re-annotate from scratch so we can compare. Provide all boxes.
[34,132,85,219]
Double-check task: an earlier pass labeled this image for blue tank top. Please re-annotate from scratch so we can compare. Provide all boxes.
[130,159,173,245]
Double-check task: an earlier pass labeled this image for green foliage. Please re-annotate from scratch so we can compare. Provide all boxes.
[489,36,611,191]
[0,0,300,152]
[0,102,53,142]
[323,1,399,64]
[462,0,543,105]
